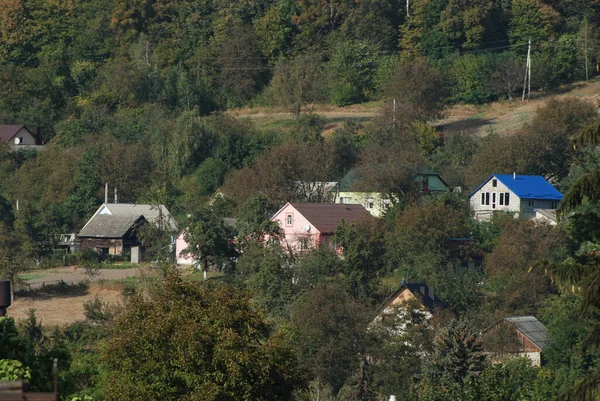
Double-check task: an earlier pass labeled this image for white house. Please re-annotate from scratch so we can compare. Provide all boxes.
[468,174,563,222]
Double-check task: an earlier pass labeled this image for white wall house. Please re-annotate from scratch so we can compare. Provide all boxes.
[468,174,563,222]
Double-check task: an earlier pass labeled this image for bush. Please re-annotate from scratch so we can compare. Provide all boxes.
[83,296,115,323]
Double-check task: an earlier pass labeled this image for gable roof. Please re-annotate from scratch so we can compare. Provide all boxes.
[504,316,547,350]
[0,125,31,142]
[78,214,146,238]
[468,174,563,201]
[339,166,446,192]
[383,282,442,311]
[91,203,178,231]
[281,203,372,233]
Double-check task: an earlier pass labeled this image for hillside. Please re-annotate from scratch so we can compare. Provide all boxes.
[231,78,600,137]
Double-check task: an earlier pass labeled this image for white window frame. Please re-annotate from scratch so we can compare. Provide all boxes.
[285,213,293,226]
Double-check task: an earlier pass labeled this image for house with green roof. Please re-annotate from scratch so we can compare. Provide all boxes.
[335,167,449,217]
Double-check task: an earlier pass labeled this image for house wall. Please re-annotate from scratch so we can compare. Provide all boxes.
[176,230,196,265]
[9,127,36,146]
[271,204,322,252]
[336,192,391,218]
[519,199,558,218]
[470,177,520,221]
[79,238,124,256]
[425,175,448,192]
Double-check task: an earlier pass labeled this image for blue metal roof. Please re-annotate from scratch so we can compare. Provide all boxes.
[468,174,563,201]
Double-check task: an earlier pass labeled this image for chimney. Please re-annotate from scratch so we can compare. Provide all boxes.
[513,172,516,179]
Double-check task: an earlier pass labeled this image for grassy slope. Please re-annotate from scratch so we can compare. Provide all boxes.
[230,78,600,137]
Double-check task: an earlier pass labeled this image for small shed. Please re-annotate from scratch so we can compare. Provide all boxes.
[0,125,38,145]
[484,315,548,367]
[77,214,147,257]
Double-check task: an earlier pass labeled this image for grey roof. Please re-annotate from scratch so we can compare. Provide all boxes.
[78,214,145,238]
[504,316,547,350]
[96,203,178,231]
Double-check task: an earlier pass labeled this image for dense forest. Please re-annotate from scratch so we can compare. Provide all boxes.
[3,0,600,400]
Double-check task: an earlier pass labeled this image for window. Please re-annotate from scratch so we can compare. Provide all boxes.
[492,179,497,187]
[492,193,496,209]
[481,193,485,205]
[285,213,293,226]
[340,197,348,204]
[505,193,510,206]
[269,237,279,246]
[299,238,308,251]
[551,200,558,209]
[485,192,490,205]
[528,199,535,207]
[367,200,374,209]
[499,193,504,205]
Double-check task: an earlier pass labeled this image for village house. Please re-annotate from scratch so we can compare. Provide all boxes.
[336,167,448,217]
[77,214,148,257]
[77,203,177,258]
[371,281,441,335]
[468,174,563,223]
[0,125,39,147]
[270,202,372,252]
[483,316,548,367]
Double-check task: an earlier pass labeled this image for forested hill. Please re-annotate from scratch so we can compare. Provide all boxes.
[1,0,599,136]
[1,0,600,240]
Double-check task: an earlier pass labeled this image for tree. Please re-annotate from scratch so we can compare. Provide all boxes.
[333,220,386,301]
[484,219,568,315]
[217,25,267,106]
[184,207,238,274]
[236,242,294,317]
[490,52,524,101]
[269,52,323,116]
[103,276,304,400]
[386,200,470,281]
[382,58,448,125]
[552,119,600,401]
[417,320,487,400]
[291,283,368,394]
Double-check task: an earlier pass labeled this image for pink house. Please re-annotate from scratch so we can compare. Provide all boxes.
[176,229,196,265]
[270,203,372,252]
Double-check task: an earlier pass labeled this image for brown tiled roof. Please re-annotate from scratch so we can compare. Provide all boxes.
[0,125,27,142]
[290,203,372,233]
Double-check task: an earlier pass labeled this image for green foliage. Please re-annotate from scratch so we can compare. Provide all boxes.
[450,54,495,104]
[184,207,238,272]
[0,359,31,381]
[103,276,304,400]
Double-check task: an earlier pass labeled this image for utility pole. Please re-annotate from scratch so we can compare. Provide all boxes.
[392,98,396,129]
[522,38,531,101]
[584,22,589,81]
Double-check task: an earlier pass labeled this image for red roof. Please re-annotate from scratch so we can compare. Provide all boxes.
[289,203,373,233]
[0,125,29,142]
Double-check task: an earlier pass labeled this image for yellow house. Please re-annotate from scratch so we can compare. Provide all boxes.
[336,167,449,217]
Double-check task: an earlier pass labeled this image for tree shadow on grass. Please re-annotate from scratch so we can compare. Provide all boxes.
[15,281,89,300]
[437,118,493,134]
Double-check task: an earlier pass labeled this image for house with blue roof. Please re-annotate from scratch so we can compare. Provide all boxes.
[468,173,563,223]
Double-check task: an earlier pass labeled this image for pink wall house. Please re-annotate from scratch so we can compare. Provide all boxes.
[176,229,196,265]
[270,203,372,253]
